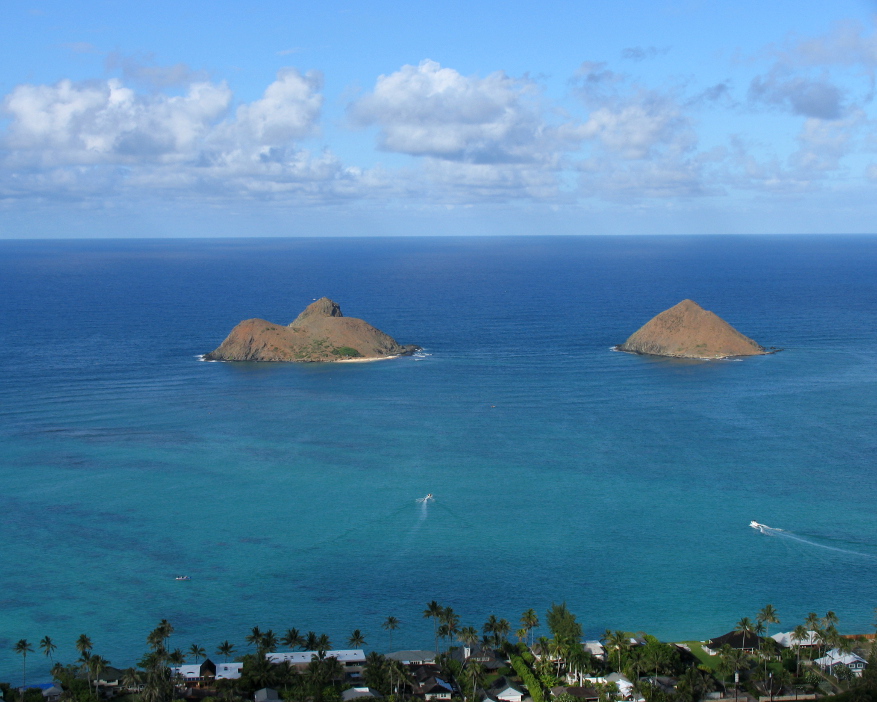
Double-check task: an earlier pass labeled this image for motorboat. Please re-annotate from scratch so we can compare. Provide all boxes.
[175,576,191,581]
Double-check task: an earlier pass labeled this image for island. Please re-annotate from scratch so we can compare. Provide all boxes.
[616,299,770,359]
[204,297,420,362]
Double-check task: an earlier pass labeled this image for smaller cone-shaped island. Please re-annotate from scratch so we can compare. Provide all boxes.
[617,299,769,359]
[204,298,419,362]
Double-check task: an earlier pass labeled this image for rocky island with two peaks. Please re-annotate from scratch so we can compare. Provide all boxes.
[617,299,775,359]
[204,298,420,362]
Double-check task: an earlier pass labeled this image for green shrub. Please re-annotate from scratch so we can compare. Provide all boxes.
[331,347,361,357]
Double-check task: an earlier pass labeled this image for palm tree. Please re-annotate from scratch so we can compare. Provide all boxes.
[735,617,755,652]
[216,641,235,662]
[458,626,479,653]
[282,628,304,650]
[424,601,444,654]
[483,615,500,647]
[76,634,93,657]
[383,617,399,651]
[88,655,110,701]
[823,611,839,630]
[791,624,808,675]
[188,644,206,663]
[515,628,528,644]
[604,630,630,673]
[38,636,57,665]
[245,626,265,651]
[348,630,367,648]
[121,667,143,692]
[521,609,539,647]
[14,639,34,689]
[315,633,332,653]
[463,660,486,702]
[496,619,511,648]
[304,631,319,651]
[758,605,780,640]
[262,629,279,653]
[76,635,94,697]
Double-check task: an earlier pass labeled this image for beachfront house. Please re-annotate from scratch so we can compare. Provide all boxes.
[267,649,366,673]
[386,651,437,666]
[215,662,244,680]
[704,631,767,654]
[450,645,504,671]
[583,641,607,661]
[171,660,217,684]
[814,649,869,677]
[772,631,819,649]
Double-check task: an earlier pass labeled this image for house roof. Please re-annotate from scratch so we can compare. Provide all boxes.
[487,677,524,695]
[341,687,383,701]
[386,650,436,664]
[706,631,768,650]
[267,649,366,665]
[254,689,280,702]
[772,631,819,648]
[814,649,868,667]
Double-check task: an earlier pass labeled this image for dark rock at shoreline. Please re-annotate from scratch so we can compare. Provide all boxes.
[204,298,419,362]
[617,299,768,359]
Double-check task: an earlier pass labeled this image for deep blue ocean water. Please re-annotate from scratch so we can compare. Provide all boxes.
[1,235,876,681]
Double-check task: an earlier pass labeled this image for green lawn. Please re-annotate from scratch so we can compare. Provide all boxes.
[676,641,720,670]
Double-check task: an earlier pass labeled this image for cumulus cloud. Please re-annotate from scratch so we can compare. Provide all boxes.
[3,78,232,164]
[349,59,555,164]
[0,67,351,203]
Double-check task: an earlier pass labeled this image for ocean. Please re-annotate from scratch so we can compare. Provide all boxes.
[1,235,875,681]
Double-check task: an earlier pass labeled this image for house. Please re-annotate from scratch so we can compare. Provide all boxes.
[583,673,641,702]
[704,631,768,654]
[449,646,504,671]
[254,689,280,702]
[771,631,819,649]
[386,651,436,666]
[171,660,217,683]
[814,649,869,677]
[484,677,525,702]
[412,675,453,701]
[267,650,366,671]
[215,662,244,680]
[583,642,606,661]
[342,688,383,701]
[41,686,64,702]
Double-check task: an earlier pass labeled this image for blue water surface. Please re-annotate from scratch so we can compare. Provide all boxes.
[1,235,875,680]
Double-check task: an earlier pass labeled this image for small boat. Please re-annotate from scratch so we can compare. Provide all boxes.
[749,520,765,529]
[416,493,434,503]
[175,576,191,581]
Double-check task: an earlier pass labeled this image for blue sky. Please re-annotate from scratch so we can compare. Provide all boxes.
[2,0,877,237]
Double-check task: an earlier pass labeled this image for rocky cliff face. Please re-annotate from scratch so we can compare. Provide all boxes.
[617,299,768,359]
[204,298,419,362]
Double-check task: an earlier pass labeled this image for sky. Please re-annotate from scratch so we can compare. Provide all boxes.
[2,0,877,237]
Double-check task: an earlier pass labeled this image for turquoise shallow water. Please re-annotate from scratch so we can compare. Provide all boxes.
[1,235,876,681]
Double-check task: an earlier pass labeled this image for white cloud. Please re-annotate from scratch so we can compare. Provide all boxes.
[350,59,554,164]
[0,68,348,203]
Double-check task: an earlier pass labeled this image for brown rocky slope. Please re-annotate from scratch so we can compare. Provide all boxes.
[617,299,770,359]
[204,298,419,362]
